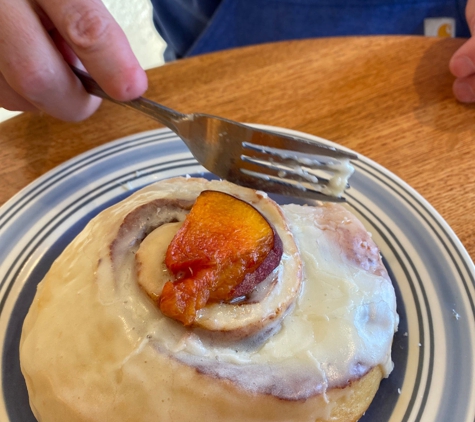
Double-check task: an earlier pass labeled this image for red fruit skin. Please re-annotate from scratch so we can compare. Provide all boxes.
[231,230,283,298]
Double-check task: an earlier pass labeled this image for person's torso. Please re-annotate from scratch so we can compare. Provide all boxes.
[150,0,469,60]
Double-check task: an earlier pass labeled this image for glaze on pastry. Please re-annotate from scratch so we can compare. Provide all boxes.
[20,177,399,422]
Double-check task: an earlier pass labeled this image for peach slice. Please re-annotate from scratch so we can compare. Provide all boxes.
[159,190,283,326]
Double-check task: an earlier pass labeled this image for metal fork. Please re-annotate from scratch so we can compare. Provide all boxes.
[72,66,357,202]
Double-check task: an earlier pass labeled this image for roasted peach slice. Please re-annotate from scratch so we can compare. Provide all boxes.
[159,190,283,326]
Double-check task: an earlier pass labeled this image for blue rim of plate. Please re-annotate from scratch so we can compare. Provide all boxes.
[0,126,474,421]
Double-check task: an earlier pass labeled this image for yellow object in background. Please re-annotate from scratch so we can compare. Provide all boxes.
[424,18,456,37]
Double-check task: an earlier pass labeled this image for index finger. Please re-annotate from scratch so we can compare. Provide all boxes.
[37,0,148,101]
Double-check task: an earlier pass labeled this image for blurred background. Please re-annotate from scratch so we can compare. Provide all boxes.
[0,0,166,123]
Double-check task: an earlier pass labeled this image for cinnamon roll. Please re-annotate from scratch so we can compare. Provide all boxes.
[20,177,398,422]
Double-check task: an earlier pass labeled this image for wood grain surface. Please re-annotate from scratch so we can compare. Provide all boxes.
[1,36,474,259]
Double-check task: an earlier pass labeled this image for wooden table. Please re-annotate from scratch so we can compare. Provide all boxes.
[1,36,474,259]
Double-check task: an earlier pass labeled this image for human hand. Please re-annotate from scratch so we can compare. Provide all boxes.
[449,0,475,102]
[0,0,147,121]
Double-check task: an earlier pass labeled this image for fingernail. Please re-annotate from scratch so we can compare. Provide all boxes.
[453,80,475,103]
[452,56,475,78]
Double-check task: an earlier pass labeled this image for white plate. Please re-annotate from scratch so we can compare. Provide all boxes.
[0,127,474,422]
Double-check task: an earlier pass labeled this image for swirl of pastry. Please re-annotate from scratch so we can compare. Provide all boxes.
[20,177,398,422]
[109,179,301,340]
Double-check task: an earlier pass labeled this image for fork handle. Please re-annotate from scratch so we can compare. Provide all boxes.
[71,66,186,131]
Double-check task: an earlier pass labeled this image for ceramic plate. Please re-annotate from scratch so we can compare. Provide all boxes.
[0,127,474,422]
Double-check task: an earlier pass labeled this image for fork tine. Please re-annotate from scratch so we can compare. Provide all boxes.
[242,142,344,171]
[240,155,332,187]
[244,127,358,160]
[235,170,346,202]
[239,129,356,200]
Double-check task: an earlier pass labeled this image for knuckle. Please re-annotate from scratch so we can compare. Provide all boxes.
[8,62,55,103]
[63,5,109,52]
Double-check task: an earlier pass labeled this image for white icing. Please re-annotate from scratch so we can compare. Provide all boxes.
[20,177,398,422]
